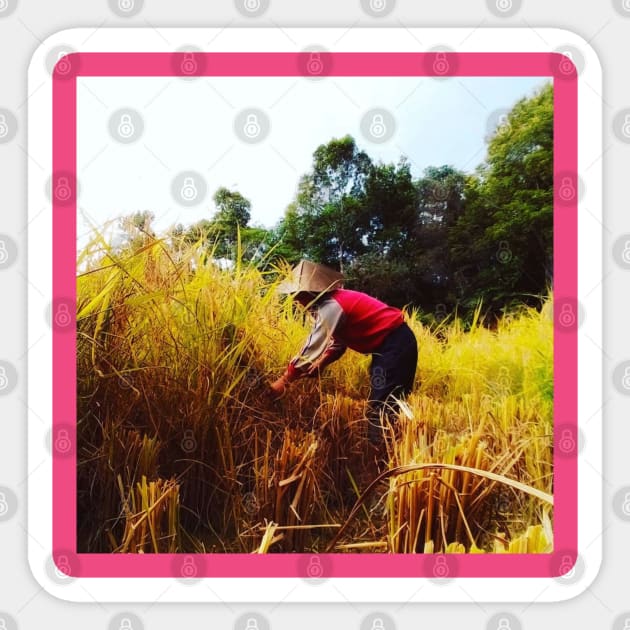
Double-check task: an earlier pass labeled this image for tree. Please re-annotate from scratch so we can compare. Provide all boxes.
[348,163,467,310]
[239,225,271,262]
[449,83,553,314]
[213,187,251,236]
[271,198,315,265]
[362,158,418,256]
[416,165,466,228]
[413,165,467,297]
[210,187,252,258]
[285,136,372,271]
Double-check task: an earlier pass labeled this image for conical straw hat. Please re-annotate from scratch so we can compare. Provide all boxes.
[277,260,344,294]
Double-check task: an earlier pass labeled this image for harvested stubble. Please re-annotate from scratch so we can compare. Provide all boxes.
[77,232,553,554]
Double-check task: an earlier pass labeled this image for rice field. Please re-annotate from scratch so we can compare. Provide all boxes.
[76,231,554,555]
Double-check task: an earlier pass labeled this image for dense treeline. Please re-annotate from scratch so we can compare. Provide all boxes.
[127,83,553,321]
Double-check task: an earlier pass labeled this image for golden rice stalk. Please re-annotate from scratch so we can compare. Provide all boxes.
[114,476,180,553]
[254,521,283,553]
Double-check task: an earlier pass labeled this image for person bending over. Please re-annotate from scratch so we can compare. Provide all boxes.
[270,260,418,445]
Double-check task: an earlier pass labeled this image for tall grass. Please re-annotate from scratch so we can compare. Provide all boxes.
[76,230,553,554]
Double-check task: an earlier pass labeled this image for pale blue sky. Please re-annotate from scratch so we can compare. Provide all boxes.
[77,75,551,242]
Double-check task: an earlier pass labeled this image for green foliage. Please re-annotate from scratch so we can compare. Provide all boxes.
[363,158,418,255]
[279,135,372,271]
[449,83,553,314]
[210,187,253,257]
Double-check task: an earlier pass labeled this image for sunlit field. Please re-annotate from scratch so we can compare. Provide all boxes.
[76,232,553,555]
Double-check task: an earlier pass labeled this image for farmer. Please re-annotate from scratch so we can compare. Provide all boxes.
[270,260,418,445]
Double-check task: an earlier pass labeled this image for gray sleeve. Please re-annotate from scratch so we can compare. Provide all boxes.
[290,299,345,371]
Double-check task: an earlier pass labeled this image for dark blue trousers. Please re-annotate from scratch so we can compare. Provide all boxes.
[367,322,418,444]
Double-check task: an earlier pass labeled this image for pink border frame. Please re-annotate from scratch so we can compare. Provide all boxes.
[53,52,577,579]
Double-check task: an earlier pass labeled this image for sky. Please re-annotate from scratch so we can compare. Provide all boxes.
[76,74,551,245]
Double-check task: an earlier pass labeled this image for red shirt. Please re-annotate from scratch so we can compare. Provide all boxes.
[329,289,404,353]
[287,289,404,380]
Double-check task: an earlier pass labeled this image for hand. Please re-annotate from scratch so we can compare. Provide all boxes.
[269,375,288,400]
